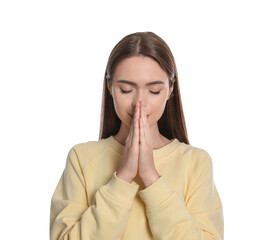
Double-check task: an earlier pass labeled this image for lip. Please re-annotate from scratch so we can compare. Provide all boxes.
[129,114,150,118]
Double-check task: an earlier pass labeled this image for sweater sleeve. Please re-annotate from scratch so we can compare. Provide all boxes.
[49,147,139,240]
[138,152,224,240]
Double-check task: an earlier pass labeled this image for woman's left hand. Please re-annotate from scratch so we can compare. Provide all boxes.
[138,100,160,188]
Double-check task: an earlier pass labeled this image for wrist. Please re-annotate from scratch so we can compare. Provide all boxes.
[116,171,134,183]
[141,172,160,188]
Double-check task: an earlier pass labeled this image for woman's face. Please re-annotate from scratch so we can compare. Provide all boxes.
[107,55,174,128]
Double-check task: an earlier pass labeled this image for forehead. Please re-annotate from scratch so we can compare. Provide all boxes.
[113,56,168,85]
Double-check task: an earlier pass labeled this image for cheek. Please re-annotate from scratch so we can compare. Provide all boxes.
[148,96,167,120]
[152,102,166,116]
[112,93,130,119]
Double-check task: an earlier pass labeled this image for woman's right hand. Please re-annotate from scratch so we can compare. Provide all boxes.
[116,101,140,183]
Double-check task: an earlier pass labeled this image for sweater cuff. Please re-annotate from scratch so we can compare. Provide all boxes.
[138,176,174,210]
[103,171,139,204]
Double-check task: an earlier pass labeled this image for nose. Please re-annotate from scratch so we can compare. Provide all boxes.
[132,91,147,109]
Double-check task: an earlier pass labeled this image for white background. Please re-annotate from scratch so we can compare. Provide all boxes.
[1,0,278,239]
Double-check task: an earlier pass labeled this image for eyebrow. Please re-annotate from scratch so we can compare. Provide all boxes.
[117,80,165,86]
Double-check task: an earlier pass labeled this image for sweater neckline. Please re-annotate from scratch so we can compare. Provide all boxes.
[103,135,180,159]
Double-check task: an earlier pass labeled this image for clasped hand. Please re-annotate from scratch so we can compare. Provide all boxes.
[118,100,160,188]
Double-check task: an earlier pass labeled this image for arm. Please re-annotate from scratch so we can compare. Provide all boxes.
[49,147,139,240]
[138,153,224,240]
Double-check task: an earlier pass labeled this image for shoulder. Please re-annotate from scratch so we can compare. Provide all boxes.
[175,141,213,168]
[173,142,214,181]
[68,138,109,170]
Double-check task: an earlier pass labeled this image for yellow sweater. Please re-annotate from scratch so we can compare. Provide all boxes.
[50,135,224,240]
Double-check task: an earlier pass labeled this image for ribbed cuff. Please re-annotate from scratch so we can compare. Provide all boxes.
[103,171,139,204]
[138,176,174,210]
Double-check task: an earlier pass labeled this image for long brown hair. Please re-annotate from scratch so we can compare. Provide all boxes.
[99,31,190,145]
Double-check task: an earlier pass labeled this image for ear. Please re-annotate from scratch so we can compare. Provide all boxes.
[107,84,111,95]
[168,80,175,100]
[107,80,112,95]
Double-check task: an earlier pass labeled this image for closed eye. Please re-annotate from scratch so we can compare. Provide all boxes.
[120,89,161,95]
[120,89,132,94]
[150,90,161,95]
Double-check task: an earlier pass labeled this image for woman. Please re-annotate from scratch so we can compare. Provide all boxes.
[50,31,224,240]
